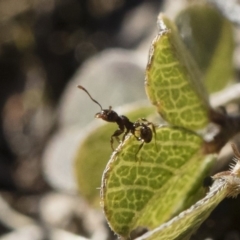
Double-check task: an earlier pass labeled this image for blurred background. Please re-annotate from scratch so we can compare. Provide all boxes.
[0,0,162,239]
[1,0,240,239]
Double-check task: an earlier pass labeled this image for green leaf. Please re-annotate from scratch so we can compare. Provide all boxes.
[145,14,210,131]
[145,15,209,130]
[176,5,234,93]
[204,19,234,93]
[101,126,215,237]
[136,151,240,240]
[74,103,156,206]
[136,178,228,240]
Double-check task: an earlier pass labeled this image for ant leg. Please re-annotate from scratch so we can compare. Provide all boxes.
[135,140,144,162]
[131,130,140,141]
[132,121,143,140]
[110,137,114,151]
[122,129,130,143]
[151,123,158,151]
[110,129,124,150]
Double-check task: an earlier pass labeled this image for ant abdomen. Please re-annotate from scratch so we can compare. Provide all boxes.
[139,126,152,143]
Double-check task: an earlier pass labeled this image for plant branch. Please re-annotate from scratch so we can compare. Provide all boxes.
[204,109,240,153]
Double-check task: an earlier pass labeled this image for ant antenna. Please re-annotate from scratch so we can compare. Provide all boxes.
[78,85,103,110]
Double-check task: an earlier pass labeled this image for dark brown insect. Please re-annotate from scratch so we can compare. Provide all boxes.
[78,85,156,157]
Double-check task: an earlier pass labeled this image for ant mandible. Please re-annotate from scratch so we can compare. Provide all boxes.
[78,85,157,158]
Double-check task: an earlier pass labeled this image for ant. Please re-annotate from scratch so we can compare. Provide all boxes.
[78,85,157,158]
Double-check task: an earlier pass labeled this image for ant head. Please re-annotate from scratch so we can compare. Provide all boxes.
[95,106,119,122]
[78,85,118,123]
[95,106,111,120]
